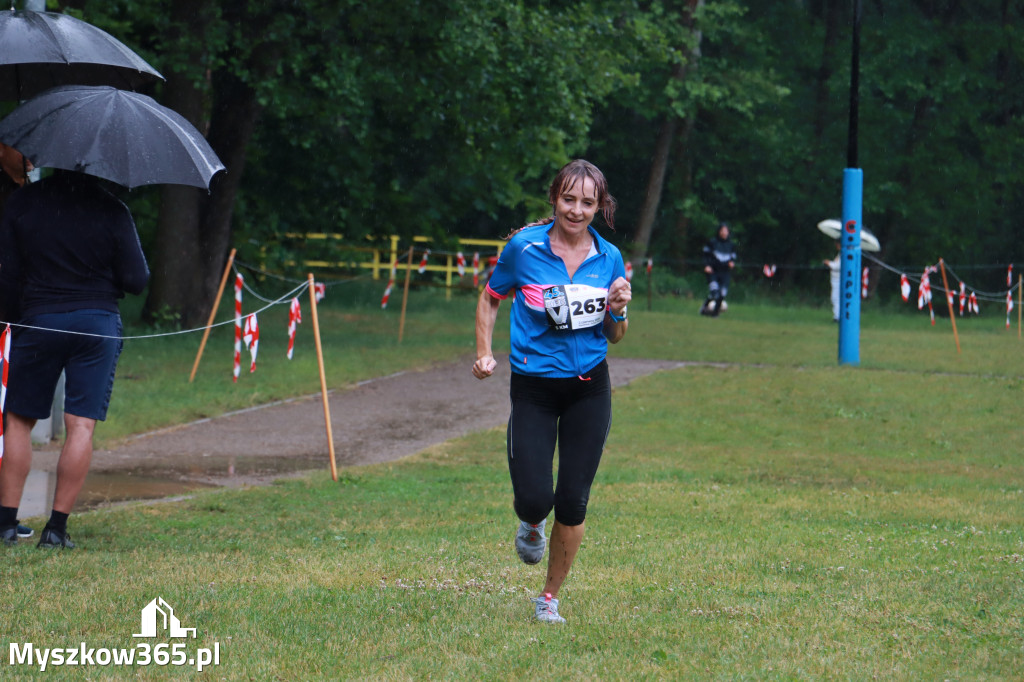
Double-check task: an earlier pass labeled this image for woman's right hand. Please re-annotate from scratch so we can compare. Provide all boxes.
[473,354,497,380]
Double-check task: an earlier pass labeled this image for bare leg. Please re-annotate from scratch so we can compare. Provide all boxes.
[51,414,96,514]
[542,520,585,598]
[0,413,36,510]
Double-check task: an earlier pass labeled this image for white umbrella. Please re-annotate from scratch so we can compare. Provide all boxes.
[817,218,881,252]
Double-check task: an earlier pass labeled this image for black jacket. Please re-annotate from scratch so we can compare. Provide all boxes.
[702,236,737,274]
[0,172,149,320]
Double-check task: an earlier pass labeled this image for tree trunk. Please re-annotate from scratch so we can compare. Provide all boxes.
[144,184,206,325]
[670,113,697,271]
[141,0,210,326]
[629,115,677,265]
[142,0,280,328]
[628,0,704,266]
[189,74,265,327]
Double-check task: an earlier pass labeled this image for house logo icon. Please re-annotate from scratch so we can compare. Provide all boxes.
[133,597,197,639]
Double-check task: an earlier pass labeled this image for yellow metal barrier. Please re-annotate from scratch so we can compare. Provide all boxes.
[282,234,506,297]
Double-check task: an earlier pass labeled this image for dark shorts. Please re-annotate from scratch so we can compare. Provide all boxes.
[6,310,123,422]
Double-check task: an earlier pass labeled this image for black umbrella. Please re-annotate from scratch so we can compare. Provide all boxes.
[0,9,163,101]
[0,85,225,189]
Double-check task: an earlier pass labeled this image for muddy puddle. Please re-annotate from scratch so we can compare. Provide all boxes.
[19,455,323,518]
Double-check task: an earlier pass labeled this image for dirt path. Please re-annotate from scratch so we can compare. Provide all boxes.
[30,356,683,493]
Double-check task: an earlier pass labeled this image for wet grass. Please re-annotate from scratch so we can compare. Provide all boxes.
[3,294,1022,678]
[105,280,488,446]
[106,282,1022,447]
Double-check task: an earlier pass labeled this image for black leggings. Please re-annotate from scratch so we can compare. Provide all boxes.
[706,271,731,300]
[507,360,611,527]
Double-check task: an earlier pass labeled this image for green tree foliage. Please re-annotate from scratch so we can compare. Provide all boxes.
[858,1,1024,284]
[241,0,634,263]
[616,0,1024,296]
[53,0,1024,315]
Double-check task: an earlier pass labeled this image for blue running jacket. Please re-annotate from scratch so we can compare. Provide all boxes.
[486,222,626,378]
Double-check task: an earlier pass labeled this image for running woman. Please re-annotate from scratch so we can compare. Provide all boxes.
[472,159,631,623]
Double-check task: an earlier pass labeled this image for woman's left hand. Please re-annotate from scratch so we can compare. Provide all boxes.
[608,277,631,316]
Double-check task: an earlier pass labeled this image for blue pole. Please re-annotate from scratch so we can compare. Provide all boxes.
[838,0,864,366]
[838,169,862,365]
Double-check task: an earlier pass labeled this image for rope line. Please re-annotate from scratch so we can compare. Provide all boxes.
[234,260,307,287]
[0,279,309,341]
[859,253,1018,303]
[233,258,376,289]
[233,263,286,304]
[941,261,1019,299]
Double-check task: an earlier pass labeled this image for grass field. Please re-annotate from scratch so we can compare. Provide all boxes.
[2,286,1022,679]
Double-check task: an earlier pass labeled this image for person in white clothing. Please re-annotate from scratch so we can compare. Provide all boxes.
[823,241,840,322]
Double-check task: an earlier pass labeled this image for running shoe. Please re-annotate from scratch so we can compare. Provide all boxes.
[1,526,16,546]
[37,527,75,549]
[531,592,566,624]
[16,524,33,539]
[515,519,546,565]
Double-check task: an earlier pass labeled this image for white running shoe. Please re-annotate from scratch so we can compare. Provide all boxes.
[532,592,566,624]
[515,519,546,565]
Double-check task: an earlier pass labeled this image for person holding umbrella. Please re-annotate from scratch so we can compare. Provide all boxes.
[0,85,221,547]
[0,9,201,548]
[0,5,126,545]
[823,240,841,322]
[0,168,149,548]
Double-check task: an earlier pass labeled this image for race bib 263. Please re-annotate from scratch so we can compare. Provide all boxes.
[543,284,608,330]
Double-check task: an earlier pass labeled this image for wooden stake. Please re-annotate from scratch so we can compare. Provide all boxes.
[189,248,236,382]
[308,273,337,481]
[398,245,414,343]
[938,258,961,354]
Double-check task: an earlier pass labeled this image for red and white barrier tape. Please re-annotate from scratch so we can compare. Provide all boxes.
[233,274,243,382]
[287,297,302,359]
[0,324,9,461]
[243,313,259,373]
[381,261,397,309]
[918,267,936,325]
